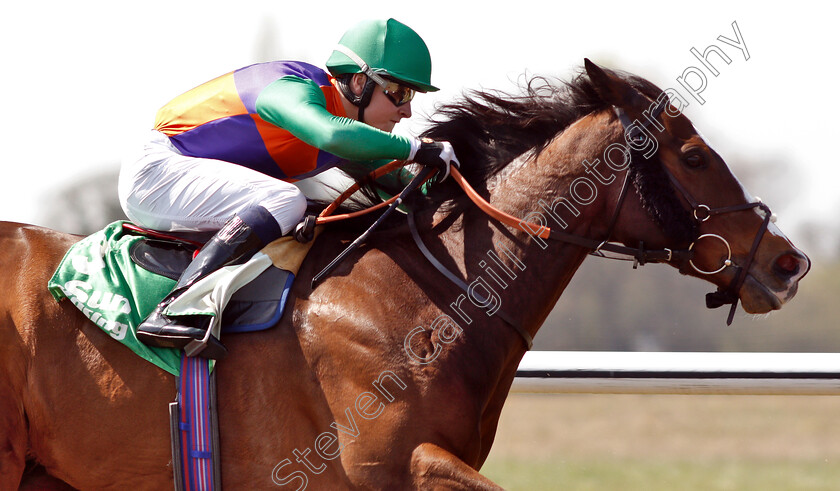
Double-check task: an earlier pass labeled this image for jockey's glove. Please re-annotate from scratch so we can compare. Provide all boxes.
[409,138,461,182]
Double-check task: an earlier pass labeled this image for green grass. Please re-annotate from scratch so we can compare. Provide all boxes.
[482,458,840,491]
[480,394,840,490]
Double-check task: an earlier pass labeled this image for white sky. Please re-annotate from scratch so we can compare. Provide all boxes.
[1,1,835,251]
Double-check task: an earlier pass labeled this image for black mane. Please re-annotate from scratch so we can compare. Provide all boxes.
[420,67,666,188]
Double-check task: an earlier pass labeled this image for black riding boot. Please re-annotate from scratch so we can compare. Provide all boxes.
[136,208,282,359]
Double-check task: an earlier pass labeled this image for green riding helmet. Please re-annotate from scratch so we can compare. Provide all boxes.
[326,18,438,93]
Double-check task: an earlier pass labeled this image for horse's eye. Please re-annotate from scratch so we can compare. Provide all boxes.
[683,152,706,169]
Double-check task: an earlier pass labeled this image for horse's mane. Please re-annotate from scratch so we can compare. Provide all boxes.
[321,66,697,244]
[421,74,603,189]
[420,67,670,187]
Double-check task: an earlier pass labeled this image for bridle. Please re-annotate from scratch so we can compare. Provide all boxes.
[655,142,774,325]
[610,99,775,325]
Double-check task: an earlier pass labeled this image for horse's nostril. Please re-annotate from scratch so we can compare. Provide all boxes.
[774,253,801,278]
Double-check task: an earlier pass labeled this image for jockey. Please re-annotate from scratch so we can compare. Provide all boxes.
[118,18,459,359]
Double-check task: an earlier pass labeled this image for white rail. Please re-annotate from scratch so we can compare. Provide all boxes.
[513,351,840,395]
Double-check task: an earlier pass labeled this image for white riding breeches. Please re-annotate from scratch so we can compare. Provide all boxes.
[118,131,307,235]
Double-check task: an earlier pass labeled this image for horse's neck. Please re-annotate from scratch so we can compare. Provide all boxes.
[410,130,611,460]
[443,127,613,341]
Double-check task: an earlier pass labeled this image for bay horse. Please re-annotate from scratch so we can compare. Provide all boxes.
[2,60,809,489]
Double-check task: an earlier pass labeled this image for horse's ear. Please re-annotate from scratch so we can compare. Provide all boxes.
[584,58,644,108]
[584,58,610,90]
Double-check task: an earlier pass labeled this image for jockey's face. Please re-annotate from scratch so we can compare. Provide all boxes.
[340,74,412,132]
[364,82,413,132]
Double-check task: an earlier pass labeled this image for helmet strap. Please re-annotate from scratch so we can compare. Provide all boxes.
[333,44,389,87]
[336,74,377,124]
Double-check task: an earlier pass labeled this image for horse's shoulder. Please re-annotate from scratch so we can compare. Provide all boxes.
[0,221,81,248]
[0,222,82,280]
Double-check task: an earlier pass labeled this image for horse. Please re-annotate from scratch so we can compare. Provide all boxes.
[1,59,809,490]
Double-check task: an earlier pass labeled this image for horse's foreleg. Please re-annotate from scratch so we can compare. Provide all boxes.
[409,443,504,490]
[0,390,26,489]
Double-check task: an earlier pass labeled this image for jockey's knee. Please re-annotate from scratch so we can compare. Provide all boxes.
[289,189,308,223]
[262,186,307,236]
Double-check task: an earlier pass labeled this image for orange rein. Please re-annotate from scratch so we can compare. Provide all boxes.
[317,160,550,238]
[447,166,551,239]
[315,159,411,224]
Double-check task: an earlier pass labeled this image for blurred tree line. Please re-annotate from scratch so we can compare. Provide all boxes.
[37,156,838,352]
[539,256,839,352]
[39,168,126,236]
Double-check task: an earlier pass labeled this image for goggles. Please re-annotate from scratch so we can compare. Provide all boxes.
[378,79,415,107]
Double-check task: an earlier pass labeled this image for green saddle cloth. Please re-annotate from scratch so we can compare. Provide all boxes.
[49,221,185,375]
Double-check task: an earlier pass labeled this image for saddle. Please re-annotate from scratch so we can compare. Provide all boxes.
[129,235,292,333]
[48,221,313,375]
